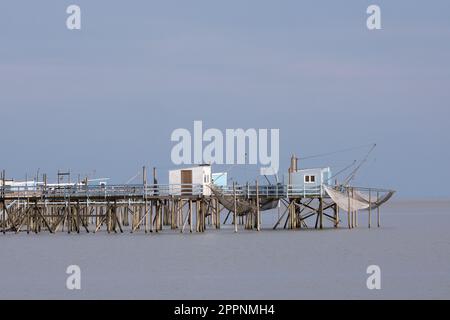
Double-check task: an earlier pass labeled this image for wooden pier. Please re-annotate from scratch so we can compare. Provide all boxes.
[0,168,390,235]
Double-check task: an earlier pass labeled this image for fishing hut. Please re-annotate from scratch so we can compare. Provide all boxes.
[169,164,212,196]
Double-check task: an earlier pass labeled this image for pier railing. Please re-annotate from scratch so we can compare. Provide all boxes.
[213,184,323,197]
[0,183,325,199]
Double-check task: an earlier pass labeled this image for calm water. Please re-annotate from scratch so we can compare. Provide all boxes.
[0,200,449,299]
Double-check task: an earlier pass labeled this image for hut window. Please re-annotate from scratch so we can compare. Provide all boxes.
[304,175,316,183]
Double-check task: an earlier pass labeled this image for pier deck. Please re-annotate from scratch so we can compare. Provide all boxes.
[0,183,384,234]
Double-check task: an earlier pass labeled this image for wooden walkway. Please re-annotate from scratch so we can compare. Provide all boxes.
[0,174,386,234]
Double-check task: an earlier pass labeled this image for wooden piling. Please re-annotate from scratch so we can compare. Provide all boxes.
[368,190,371,228]
[0,171,391,236]
[143,166,148,233]
[334,204,339,228]
[233,182,237,233]
[347,188,351,229]
[319,197,323,229]
[189,199,193,233]
[377,191,380,227]
[256,180,260,231]
[1,170,5,234]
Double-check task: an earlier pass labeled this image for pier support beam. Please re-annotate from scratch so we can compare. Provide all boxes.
[319,197,323,230]
[377,192,380,228]
[256,180,260,231]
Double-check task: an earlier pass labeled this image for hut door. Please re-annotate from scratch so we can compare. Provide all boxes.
[181,170,192,195]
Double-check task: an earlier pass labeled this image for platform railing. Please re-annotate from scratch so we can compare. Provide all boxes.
[1,183,325,198]
[211,184,323,197]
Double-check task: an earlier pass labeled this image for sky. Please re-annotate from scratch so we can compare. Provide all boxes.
[0,0,449,198]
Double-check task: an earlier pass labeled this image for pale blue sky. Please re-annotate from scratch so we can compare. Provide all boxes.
[0,1,449,198]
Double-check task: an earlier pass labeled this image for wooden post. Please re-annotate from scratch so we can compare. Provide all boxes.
[377,191,380,227]
[333,179,338,228]
[216,199,221,229]
[319,197,323,229]
[368,190,371,228]
[154,201,159,232]
[233,182,237,233]
[352,210,355,229]
[143,166,148,233]
[27,197,31,234]
[189,200,193,233]
[150,194,154,233]
[351,189,355,228]
[159,201,163,231]
[291,200,295,229]
[347,188,351,229]
[256,180,260,231]
[1,170,5,234]
[179,200,183,230]
[195,200,199,232]
[153,167,157,185]
[333,204,338,228]
[199,200,203,232]
[180,200,185,233]
[298,199,303,229]
[201,200,206,232]
[170,197,175,229]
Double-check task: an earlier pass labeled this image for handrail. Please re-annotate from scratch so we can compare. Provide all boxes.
[0,183,391,199]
